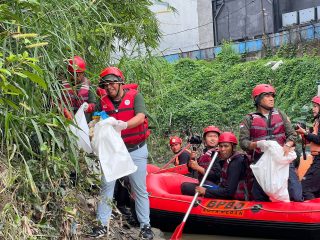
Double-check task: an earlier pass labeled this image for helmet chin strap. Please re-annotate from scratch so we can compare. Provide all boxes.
[259,103,273,111]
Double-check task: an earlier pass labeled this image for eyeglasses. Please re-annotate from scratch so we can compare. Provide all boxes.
[100,82,122,88]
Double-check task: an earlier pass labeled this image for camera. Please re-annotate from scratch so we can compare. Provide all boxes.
[188,135,202,145]
[294,122,306,131]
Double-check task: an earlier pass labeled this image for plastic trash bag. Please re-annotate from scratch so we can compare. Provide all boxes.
[91,117,137,182]
[70,104,92,153]
[250,140,297,202]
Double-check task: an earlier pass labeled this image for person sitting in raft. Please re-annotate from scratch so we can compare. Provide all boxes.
[181,126,223,195]
[196,132,252,201]
[169,136,191,166]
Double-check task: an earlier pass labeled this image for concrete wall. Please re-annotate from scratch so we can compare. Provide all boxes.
[280,0,320,12]
[197,0,215,48]
[150,0,200,55]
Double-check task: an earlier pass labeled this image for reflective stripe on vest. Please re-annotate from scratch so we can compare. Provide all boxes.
[62,77,90,112]
[100,88,150,145]
[310,121,320,156]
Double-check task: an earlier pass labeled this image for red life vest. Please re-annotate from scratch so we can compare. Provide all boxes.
[249,109,286,154]
[220,152,253,201]
[62,77,90,111]
[100,88,150,145]
[197,148,218,182]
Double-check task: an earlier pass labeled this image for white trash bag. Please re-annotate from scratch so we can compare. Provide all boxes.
[70,104,92,154]
[250,140,297,202]
[91,117,137,182]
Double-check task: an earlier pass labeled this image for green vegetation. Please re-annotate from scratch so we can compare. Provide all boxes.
[0,0,159,238]
[1,0,320,238]
[123,46,320,163]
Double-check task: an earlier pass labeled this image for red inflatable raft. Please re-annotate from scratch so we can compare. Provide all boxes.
[146,166,320,240]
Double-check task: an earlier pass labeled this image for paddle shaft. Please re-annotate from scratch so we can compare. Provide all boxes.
[181,151,218,223]
[160,143,191,170]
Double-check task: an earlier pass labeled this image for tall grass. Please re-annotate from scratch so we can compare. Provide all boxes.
[0,0,160,238]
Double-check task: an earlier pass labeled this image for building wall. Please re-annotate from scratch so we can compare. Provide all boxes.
[215,0,274,44]
[150,0,200,55]
[151,0,214,55]
[197,0,215,48]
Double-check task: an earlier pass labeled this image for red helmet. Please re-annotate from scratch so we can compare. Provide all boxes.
[100,66,125,82]
[312,96,320,105]
[169,136,182,146]
[218,132,238,145]
[252,84,275,99]
[203,125,221,138]
[67,56,86,73]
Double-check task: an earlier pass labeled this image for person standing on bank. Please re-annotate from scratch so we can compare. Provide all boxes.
[296,96,320,200]
[62,56,95,122]
[239,84,302,202]
[91,66,153,239]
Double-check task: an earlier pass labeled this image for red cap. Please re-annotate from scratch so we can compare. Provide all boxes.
[312,96,320,105]
[218,132,238,145]
[67,56,86,73]
[203,125,221,137]
[252,84,275,99]
[100,66,125,81]
[169,136,182,146]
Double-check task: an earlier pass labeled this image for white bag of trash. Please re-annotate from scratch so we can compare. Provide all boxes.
[70,104,92,154]
[250,140,296,202]
[91,117,137,182]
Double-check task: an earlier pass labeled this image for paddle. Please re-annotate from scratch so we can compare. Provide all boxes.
[170,151,219,240]
[159,143,191,171]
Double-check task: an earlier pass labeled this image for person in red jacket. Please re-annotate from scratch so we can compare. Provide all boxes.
[61,56,95,122]
[91,66,153,239]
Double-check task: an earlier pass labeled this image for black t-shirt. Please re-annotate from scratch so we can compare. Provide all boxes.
[177,150,190,165]
[204,154,246,199]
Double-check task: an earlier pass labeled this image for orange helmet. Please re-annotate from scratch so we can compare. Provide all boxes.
[67,56,86,73]
[203,125,221,138]
[252,84,275,99]
[218,132,238,145]
[169,136,182,146]
[100,66,124,81]
[312,96,320,105]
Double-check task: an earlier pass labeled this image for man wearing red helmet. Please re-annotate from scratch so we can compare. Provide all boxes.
[181,126,223,195]
[169,136,190,166]
[296,96,320,200]
[196,132,252,201]
[62,56,95,122]
[92,66,153,239]
[239,84,302,202]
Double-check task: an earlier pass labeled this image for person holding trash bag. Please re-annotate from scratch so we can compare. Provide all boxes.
[239,84,302,202]
[181,126,223,196]
[296,96,320,200]
[196,132,252,201]
[61,56,95,122]
[91,66,153,239]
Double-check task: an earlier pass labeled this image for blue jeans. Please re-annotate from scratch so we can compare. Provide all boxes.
[97,144,150,228]
[288,162,303,201]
